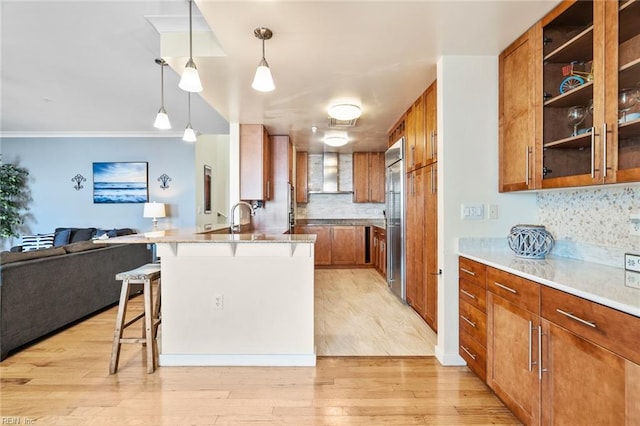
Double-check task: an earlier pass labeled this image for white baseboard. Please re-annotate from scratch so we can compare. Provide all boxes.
[435,344,466,366]
[159,353,317,367]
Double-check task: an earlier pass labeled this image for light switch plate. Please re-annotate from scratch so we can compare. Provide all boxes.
[625,253,640,272]
[625,271,640,289]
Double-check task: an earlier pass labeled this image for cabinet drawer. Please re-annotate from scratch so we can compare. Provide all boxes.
[460,330,487,382]
[541,286,640,365]
[459,257,487,288]
[459,299,487,346]
[460,277,486,312]
[487,267,540,314]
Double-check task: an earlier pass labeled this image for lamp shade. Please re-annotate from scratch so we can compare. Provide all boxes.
[252,59,275,92]
[183,124,197,142]
[153,107,171,130]
[179,59,203,93]
[143,202,166,219]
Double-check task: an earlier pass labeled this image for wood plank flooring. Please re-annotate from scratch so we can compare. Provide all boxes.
[0,268,520,425]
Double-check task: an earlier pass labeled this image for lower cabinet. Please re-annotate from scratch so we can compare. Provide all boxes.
[462,255,640,426]
[371,227,386,277]
[296,225,366,267]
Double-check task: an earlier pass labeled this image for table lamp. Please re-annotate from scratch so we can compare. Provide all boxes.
[143,202,166,228]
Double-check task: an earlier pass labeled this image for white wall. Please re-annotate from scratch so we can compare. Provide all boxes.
[1,136,196,249]
[436,56,538,365]
[195,134,230,228]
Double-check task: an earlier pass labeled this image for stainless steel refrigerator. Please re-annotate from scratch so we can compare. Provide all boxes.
[385,138,406,302]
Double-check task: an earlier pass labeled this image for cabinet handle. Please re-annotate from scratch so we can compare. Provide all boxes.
[538,326,547,379]
[410,145,415,167]
[460,314,476,328]
[525,145,530,186]
[556,309,597,328]
[528,321,537,372]
[267,181,271,199]
[460,345,476,360]
[431,131,436,158]
[460,289,476,300]
[494,282,518,294]
[590,127,596,179]
[460,267,476,276]
[431,167,436,194]
[602,122,608,179]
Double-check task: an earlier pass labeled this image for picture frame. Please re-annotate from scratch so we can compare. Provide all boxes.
[93,162,149,204]
[204,165,212,214]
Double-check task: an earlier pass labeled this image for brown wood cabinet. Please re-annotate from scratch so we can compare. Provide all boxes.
[424,81,438,165]
[295,225,366,267]
[405,167,425,316]
[295,151,308,204]
[476,259,640,425]
[388,116,405,147]
[499,24,541,192]
[240,124,272,201]
[372,226,386,277]
[423,163,437,330]
[458,258,488,381]
[500,0,640,192]
[405,94,425,172]
[353,152,385,203]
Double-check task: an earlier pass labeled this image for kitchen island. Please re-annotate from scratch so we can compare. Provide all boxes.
[104,228,317,367]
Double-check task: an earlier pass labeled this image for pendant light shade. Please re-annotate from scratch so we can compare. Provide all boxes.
[153,59,171,130]
[252,27,275,92]
[179,0,202,93]
[183,92,197,143]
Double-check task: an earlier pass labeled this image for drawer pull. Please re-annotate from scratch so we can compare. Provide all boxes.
[494,282,518,294]
[460,314,477,328]
[460,345,476,360]
[460,267,476,276]
[556,309,597,328]
[460,289,476,300]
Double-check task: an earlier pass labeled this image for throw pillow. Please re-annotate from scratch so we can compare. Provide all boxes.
[54,228,72,246]
[21,234,55,251]
[69,228,97,243]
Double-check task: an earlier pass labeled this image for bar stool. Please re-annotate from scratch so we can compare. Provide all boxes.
[109,263,161,374]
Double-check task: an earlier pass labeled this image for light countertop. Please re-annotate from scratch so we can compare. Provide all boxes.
[458,244,640,318]
[99,228,316,244]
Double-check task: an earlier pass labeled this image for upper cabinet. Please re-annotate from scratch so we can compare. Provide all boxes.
[353,152,385,203]
[424,82,438,164]
[240,124,272,201]
[404,80,438,172]
[295,151,308,204]
[499,25,541,192]
[499,0,640,191]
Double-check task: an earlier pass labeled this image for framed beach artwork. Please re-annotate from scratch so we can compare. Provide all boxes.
[93,162,149,203]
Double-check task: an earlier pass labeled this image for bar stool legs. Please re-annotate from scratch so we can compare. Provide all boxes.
[110,264,161,374]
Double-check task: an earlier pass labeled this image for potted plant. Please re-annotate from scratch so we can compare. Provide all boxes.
[0,157,30,238]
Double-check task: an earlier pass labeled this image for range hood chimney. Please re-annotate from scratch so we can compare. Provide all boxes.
[322,152,339,192]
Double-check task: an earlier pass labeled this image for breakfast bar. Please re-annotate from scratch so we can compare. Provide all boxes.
[105,228,317,367]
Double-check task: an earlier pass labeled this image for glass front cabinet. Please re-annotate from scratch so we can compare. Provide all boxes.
[539,0,640,188]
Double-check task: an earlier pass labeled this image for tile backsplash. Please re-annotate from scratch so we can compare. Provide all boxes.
[537,184,640,265]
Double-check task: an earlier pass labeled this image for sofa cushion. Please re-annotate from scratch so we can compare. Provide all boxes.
[63,240,108,253]
[54,227,97,243]
[53,229,72,246]
[1,246,66,264]
[21,234,55,252]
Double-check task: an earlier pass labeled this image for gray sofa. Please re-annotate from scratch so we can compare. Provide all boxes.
[0,242,151,360]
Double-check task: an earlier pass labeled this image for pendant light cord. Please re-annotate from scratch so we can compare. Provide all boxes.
[160,61,165,107]
[189,0,193,59]
[188,92,191,124]
[262,36,265,60]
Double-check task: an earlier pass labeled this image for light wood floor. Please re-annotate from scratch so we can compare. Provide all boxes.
[315,268,437,356]
[0,269,519,425]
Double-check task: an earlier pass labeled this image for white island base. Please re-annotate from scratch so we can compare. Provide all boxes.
[155,236,315,367]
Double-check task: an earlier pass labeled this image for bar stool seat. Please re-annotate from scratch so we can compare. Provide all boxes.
[110,263,161,374]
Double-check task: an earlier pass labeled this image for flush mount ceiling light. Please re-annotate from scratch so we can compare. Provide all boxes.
[251,27,275,92]
[323,136,348,147]
[178,0,203,93]
[328,103,361,121]
[153,59,171,130]
[183,92,197,142]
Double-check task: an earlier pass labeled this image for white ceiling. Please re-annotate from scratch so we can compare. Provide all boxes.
[1,0,559,153]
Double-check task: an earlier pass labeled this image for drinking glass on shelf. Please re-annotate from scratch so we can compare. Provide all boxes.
[567,105,586,137]
[619,88,636,123]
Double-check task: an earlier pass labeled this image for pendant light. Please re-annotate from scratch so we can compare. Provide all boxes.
[153,59,171,130]
[251,27,275,92]
[179,0,203,93]
[183,92,197,142]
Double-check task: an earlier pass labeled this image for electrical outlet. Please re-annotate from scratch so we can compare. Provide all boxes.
[630,222,640,236]
[214,294,223,310]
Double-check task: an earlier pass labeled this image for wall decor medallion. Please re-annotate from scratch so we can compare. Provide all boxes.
[92,162,148,204]
[71,173,86,191]
[158,173,172,190]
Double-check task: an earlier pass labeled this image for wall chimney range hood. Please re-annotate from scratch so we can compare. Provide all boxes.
[307,152,353,194]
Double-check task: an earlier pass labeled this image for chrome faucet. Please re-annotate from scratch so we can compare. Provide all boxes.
[229,201,255,233]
